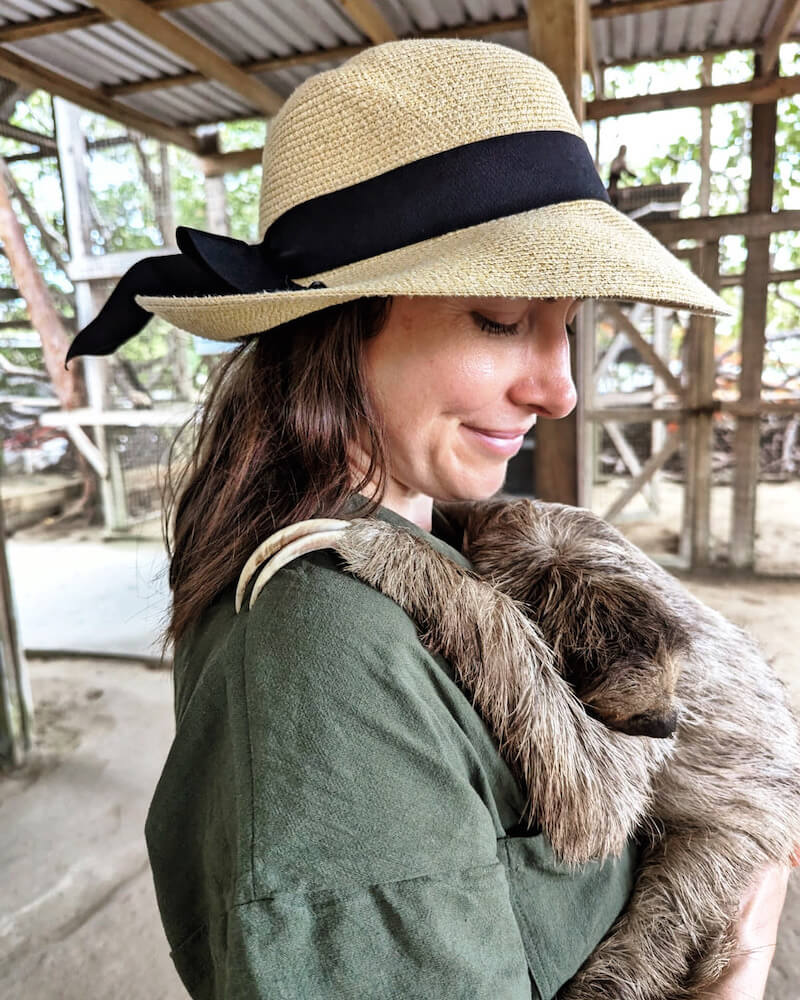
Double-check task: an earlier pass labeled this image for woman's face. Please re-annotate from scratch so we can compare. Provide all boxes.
[360,295,581,517]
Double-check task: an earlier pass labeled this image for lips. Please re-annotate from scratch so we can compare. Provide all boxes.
[461,424,529,457]
[466,426,530,439]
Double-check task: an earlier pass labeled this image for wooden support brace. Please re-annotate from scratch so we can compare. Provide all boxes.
[603,420,660,512]
[66,424,109,479]
[602,302,683,397]
[603,430,681,522]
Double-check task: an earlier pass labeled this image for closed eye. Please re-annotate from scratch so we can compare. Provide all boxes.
[471,312,520,336]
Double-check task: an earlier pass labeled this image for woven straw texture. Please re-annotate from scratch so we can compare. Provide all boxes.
[257,38,581,235]
[139,38,731,339]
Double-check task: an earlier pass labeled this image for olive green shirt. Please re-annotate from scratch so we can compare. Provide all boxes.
[145,503,637,999]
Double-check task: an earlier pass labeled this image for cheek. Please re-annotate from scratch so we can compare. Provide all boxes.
[444,350,503,410]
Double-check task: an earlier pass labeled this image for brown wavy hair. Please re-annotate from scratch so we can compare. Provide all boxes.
[164,296,393,646]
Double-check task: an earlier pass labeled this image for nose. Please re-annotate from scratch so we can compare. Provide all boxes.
[509,322,577,419]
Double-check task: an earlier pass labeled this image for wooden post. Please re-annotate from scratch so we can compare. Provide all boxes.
[200,132,231,236]
[680,242,719,568]
[53,97,122,533]
[577,299,596,508]
[529,0,584,504]
[650,305,671,509]
[731,67,777,569]
[698,54,712,216]
[0,502,32,766]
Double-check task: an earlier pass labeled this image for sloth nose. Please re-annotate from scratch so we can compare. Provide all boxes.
[620,708,679,739]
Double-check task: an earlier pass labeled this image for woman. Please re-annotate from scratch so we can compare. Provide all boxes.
[67,38,791,999]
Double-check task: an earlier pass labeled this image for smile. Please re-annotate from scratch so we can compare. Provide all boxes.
[461,424,527,457]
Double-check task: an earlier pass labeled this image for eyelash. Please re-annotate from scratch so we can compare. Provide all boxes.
[473,309,581,337]
[472,313,520,336]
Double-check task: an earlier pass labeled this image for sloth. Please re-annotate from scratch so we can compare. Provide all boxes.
[235,497,800,1000]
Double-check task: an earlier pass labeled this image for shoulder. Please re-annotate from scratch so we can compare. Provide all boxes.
[243,547,422,674]
[233,550,502,886]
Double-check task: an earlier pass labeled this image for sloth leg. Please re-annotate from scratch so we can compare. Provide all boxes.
[558,833,741,1000]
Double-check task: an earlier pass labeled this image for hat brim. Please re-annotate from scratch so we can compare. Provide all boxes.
[138,199,732,341]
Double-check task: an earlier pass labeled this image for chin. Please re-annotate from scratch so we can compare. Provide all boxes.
[439,465,508,502]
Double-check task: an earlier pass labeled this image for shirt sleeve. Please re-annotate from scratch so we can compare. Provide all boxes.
[170,553,535,999]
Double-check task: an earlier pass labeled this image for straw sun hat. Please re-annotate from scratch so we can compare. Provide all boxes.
[67,37,730,362]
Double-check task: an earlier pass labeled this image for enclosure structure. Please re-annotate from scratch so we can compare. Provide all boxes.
[0,0,799,568]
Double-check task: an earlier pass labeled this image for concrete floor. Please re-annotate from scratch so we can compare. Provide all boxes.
[0,658,185,1000]
[8,532,169,660]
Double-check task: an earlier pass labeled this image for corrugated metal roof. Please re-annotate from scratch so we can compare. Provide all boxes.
[0,0,798,131]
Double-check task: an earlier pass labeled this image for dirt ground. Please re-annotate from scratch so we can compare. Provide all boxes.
[1,499,799,998]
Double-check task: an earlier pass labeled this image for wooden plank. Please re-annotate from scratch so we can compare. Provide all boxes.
[643,209,800,243]
[66,424,108,478]
[0,0,713,46]
[40,404,194,428]
[587,401,800,421]
[604,35,800,69]
[584,0,602,98]
[591,0,712,17]
[0,0,219,42]
[698,55,712,214]
[0,47,200,152]
[529,0,583,507]
[587,72,800,119]
[650,306,672,508]
[88,0,283,115]
[199,146,261,178]
[760,0,800,76]
[679,242,718,568]
[576,300,597,507]
[604,420,660,512]
[335,0,397,43]
[603,430,681,521]
[602,301,683,397]
[731,92,777,569]
[587,406,686,422]
[108,44,369,97]
[66,247,175,283]
[528,0,584,110]
[0,121,57,150]
[0,500,32,766]
[720,267,800,287]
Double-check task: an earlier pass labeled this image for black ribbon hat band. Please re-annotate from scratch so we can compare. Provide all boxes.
[66,130,610,363]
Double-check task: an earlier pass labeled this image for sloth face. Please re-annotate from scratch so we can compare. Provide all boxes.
[453,497,692,740]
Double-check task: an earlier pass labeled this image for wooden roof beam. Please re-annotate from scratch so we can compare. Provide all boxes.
[0,0,713,47]
[585,0,603,97]
[199,146,262,177]
[586,70,800,118]
[642,208,800,243]
[0,120,56,150]
[87,0,284,115]
[105,17,800,105]
[759,0,800,76]
[335,0,397,44]
[0,46,200,151]
[0,0,218,43]
[591,0,716,17]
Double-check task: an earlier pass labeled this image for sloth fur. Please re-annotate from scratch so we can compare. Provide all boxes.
[298,496,800,1000]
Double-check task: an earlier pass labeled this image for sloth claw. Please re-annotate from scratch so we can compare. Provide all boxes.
[235,518,352,612]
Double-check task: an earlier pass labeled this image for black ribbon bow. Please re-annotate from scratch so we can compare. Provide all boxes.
[65,130,611,365]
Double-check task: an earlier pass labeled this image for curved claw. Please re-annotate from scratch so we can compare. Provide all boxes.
[247,526,353,611]
[235,518,350,612]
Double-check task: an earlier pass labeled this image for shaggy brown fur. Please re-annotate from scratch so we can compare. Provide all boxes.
[243,497,800,999]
